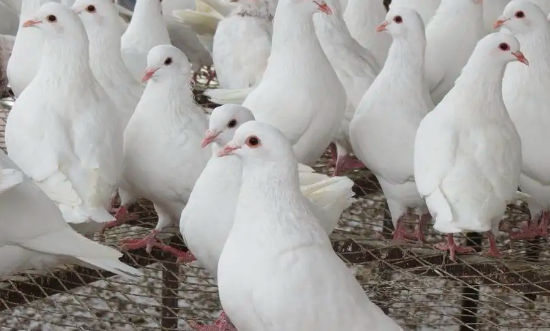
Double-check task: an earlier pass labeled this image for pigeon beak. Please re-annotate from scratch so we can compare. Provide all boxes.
[376,21,389,33]
[493,18,508,29]
[314,1,332,15]
[218,143,240,157]
[512,51,529,66]
[201,130,220,148]
[22,19,42,28]
[141,68,157,83]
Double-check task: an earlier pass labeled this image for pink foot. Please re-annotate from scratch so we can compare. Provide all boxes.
[434,234,475,260]
[188,312,236,331]
[510,220,540,240]
[536,211,549,238]
[100,205,139,234]
[484,231,502,258]
[119,230,160,253]
[333,155,365,176]
[155,242,197,264]
[392,217,413,241]
[410,214,430,242]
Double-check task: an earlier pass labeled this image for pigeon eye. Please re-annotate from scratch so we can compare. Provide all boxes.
[498,42,510,51]
[394,15,403,24]
[164,57,172,66]
[245,136,261,148]
[86,5,96,12]
[515,11,525,18]
[46,15,57,22]
[227,119,237,128]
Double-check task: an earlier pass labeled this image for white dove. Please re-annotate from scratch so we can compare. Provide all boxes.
[120,0,171,82]
[389,0,441,26]
[0,151,142,278]
[181,104,355,331]
[414,32,526,260]
[496,0,550,239]
[5,2,123,237]
[313,0,379,175]
[344,0,391,68]
[211,0,273,89]
[424,0,484,105]
[73,0,144,132]
[216,121,403,331]
[115,45,211,254]
[350,7,434,242]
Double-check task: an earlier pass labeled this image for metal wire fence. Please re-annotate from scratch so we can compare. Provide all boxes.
[1,70,550,331]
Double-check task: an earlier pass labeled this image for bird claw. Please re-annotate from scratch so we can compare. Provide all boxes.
[434,235,476,261]
[510,221,540,240]
[119,230,159,253]
[188,312,236,331]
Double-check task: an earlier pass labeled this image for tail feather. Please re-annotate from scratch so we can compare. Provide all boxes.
[172,9,221,36]
[197,0,237,17]
[77,257,143,278]
[204,87,254,105]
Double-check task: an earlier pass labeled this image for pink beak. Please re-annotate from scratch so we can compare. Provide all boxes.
[22,19,41,27]
[141,68,157,83]
[493,19,508,29]
[217,144,240,157]
[201,130,220,148]
[314,1,332,15]
[513,51,529,65]
[376,21,388,33]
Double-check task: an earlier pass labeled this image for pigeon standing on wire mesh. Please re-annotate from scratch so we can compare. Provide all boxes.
[349,7,433,242]
[414,32,526,260]
[181,104,355,331]
[5,2,123,237]
[216,121,403,331]
[344,0,391,68]
[389,0,441,26]
[0,152,143,278]
[73,0,144,132]
[210,0,273,89]
[120,0,171,82]
[495,1,550,239]
[424,0,484,105]
[111,45,211,254]
[7,0,53,97]
[313,0,379,176]
[213,0,346,166]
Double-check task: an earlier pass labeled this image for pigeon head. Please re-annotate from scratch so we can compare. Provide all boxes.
[377,7,425,38]
[23,2,87,40]
[202,104,255,148]
[142,45,192,83]
[283,0,332,15]
[218,121,295,163]
[72,0,120,31]
[494,0,549,33]
[470,32,529,66]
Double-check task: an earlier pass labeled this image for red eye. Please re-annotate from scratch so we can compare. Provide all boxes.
[245,136,261,148]
[499,42,510,51]
[86,5,96,12]
[394,15,403,24]
[515,11,525,18]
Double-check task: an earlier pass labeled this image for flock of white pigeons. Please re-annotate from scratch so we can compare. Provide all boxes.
[0,0,549,329]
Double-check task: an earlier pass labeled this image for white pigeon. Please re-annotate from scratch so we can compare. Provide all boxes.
[0,152,142,278]
[482,0,511,34]
[216,121,403,331]
[181,104,355,330]
[211,0,273,89]
[424,0,484,105]
[514,0,550,15]
[0,34,14,95]
[116,45,211,253]
[389,0,441,26]
[313,0,379,176]
[120,0,171,82]
[344,0,391,68]
[73,0,143,132]
[350,7,433,242]
[231,0,346,166]
[7,0,55,97]
[414,32,526,260]
[5,2,123,237]
[496,0,550,239]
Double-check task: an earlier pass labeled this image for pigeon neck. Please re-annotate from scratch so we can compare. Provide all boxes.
[513,27,550,63]
[88,28,135,84]
[20,0,42,21]
[145,73,194,105]
[38,38,92,80]
[386,37,426,77]
[125,0,168,42]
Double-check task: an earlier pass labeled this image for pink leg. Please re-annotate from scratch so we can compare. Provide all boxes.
[154,242,197,264]
[119,230,160,253]
[510,218,540,240]
[188,311,236,331]
[484,231,502,258]
[333,155,365,176]
[328,143,338,166]
[100,205,139,234]
[392,216,413,241]
[434,234,476,261]
[411,214,430,242]
[536,211,549,238]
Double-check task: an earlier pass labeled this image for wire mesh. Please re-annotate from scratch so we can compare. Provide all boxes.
[1,70,550,331]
